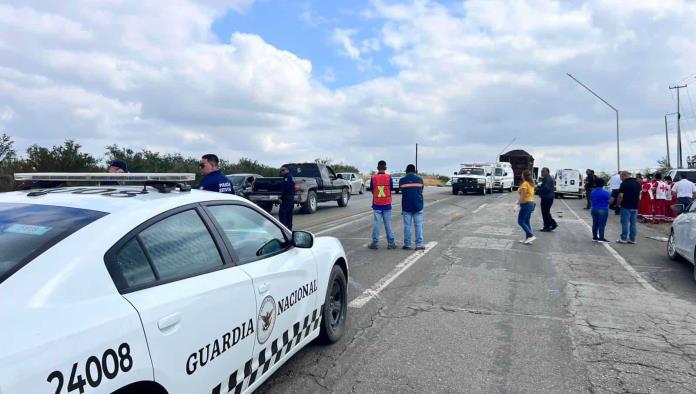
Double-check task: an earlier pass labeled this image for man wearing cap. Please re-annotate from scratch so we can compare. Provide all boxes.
[101,160,128,186]
[199,154,234,194]
[399,164,425,250]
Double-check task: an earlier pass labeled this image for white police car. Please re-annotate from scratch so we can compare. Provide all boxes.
[0,173,348,394]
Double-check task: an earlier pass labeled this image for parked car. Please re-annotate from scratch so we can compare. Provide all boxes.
[668,202,696,281]
[390,172,406,194]
[338,172,365,194]
[226,173,263,198]
[247,163,351,214]
[554,169,585,199]
[1,172,348,394]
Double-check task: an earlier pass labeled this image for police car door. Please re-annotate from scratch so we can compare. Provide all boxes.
[203,203,318,381]
[110,207,257,394]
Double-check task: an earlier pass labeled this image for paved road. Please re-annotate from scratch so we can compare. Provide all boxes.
[261,188,696,393]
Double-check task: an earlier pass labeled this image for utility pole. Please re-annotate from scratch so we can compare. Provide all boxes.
[664,114,671,168]
[669,84,687,168]
[415,143,418,172]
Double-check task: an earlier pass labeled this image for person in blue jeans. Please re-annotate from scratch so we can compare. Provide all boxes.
[617,171,641,244]
[368,160,396,249]
[399,164,425,251]
[590,178,611,243]
[517,170,536,244]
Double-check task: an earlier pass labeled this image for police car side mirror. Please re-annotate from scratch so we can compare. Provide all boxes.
[292,231,314,248]
[672,204,685,214]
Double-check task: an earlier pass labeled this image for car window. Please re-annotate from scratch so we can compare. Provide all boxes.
[114,238,156,287]
[0,203,108,284]
[679,172,696,183]
[138,210,223,281]
[285,164,320,178]
[206,204,288,263]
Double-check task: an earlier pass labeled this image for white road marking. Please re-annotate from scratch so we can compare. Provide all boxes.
[472,203,487,214]
[349,241,438,308]
[560,200,658,292]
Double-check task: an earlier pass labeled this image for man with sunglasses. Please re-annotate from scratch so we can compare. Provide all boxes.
[199,154,234,194]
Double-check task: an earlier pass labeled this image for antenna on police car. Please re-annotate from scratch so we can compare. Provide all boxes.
[14,173,196,194]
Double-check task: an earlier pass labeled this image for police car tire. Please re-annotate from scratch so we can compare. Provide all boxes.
[667,232,681,261]
[359,185,364,194]
[318,265,347,344]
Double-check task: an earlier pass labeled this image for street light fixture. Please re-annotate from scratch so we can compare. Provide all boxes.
[566,73,620,173]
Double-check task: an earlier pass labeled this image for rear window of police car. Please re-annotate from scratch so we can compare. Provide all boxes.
[0,203,107,283]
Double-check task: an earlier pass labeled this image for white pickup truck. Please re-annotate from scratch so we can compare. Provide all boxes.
[452,165,494,195]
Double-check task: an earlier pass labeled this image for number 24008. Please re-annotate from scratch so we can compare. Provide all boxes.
[47,343,133,394]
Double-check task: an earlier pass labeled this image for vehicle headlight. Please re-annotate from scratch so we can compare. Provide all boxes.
[477,179,485,184]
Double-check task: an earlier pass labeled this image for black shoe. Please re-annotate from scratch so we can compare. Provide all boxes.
[550,224,558,231]
[402,245,412,250]
[539,228,552,232]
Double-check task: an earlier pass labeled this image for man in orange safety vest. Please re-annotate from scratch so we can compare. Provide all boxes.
[368,160,396,249]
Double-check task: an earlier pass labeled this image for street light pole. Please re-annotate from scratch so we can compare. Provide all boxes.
[567,73,620,173]
[665,112,678,169]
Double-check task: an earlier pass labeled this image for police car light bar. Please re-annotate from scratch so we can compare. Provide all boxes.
[14,173,196,182]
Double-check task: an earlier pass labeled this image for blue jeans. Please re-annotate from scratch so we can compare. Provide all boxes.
[620,208,637,242]
[591,208,608,239]
[372,209,395,245]
[403,210,424,247]
[517,202,536,238]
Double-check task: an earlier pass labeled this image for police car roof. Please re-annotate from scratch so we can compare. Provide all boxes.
[0,186,240,214]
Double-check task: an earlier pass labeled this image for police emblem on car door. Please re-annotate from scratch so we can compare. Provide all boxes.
[257,295,276,345]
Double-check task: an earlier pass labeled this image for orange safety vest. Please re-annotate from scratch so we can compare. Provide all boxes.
[371,173,392,206]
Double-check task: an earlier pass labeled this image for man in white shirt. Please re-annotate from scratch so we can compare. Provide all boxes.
[609,173,622,215]
[671,175,696,208]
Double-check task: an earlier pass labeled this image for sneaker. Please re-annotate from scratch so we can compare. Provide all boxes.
[387,243,397,250]
[616,239,627,244]
[627,240,636,244]
[598,238,611,243]
[368,242,379,249]
[523,236,536,244]
[402,245,412,250]
[592,237,599,242]
[415,245,426,251]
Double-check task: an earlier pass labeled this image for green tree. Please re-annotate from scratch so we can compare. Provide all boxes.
[656,156,671,175]
[26,140,99,172]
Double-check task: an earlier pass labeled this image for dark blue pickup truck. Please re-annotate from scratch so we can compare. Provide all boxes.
[247,163,351,214]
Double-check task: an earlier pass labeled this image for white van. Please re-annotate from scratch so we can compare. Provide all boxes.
[555,169,585,198]
[492,162,514,192]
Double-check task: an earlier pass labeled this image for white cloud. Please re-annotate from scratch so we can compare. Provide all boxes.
[1,0,696,176]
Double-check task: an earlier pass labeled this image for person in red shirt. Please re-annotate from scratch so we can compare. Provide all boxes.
[368,160,396,250]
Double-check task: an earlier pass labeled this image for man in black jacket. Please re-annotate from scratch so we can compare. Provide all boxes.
[538,167,558,232]
[584,169,596,209]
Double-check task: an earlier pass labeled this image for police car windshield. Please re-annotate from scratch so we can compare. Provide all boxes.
[459,168,484,175]
[0,203,107,284]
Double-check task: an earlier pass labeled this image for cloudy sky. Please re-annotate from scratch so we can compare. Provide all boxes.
[1,0,696,175]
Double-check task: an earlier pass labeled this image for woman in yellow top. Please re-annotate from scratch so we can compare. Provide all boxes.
[517,170,536,244]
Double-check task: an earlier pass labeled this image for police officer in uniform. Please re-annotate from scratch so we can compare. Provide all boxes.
[101,160,128,186]
[278,165,295,229]
[199,154,234,193]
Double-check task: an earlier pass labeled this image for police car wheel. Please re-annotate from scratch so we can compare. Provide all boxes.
[359,185,364,194]
[667,232,680,261]
[318,265,347,344]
